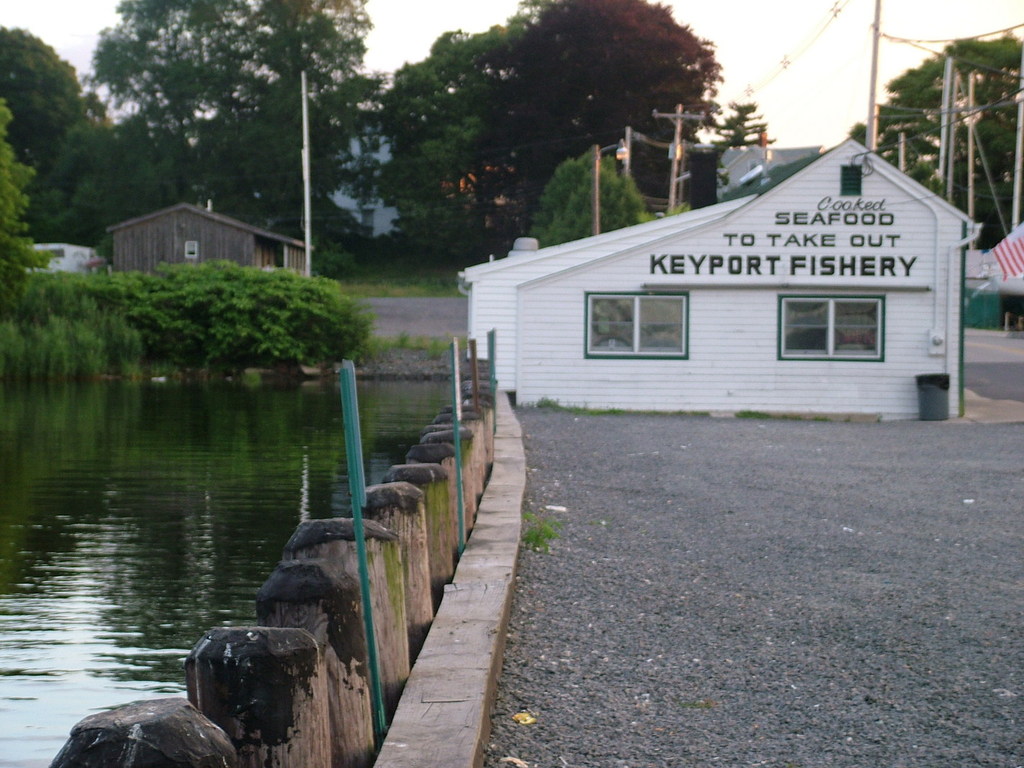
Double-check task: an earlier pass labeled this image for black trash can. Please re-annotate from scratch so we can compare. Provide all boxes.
[915,373,950,421]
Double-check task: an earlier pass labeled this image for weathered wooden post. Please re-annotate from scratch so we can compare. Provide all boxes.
[256,559,375,768]
[49,698,237,768]
[185,626,329,768]
[282,518,410,720]
[406,442,459,564]
[432,410,488,509]
[381,463,453,610]
[363,482,433,661]
[422,425,477,534]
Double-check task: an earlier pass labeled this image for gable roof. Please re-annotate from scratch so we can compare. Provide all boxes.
[108,203,305,249]
[514,138,974,291]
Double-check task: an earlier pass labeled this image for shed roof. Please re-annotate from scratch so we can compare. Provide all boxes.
[107,203,305,249]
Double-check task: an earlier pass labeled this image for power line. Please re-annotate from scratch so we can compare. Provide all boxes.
[735,0,855,102]
[881,22,1024,46]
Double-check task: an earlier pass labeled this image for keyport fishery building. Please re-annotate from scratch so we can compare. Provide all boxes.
[460,139,977,420]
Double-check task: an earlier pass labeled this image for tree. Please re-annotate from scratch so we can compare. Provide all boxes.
[0,28,89,177]
[869,36,1021,248]
[0,28,104,244]
[483,0,721,240]
[714,102,770,148]
[0,100,45,315]
[372,0,720,266]
[372,26,517,265]
[531,152,650,246]
[93,0,376,245]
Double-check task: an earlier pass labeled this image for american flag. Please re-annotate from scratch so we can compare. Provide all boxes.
[993,222,1024,280]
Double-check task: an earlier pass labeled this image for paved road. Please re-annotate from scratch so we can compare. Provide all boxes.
[964,329,1024,402]
[364,297,467,339]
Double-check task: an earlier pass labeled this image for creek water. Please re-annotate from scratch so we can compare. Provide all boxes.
[0,378,449,767]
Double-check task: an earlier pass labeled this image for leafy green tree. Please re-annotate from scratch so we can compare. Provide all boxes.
[0,28,105,243]
[868,36,1021,248]
[0,28,89,176]
[0,100,44,315]
[714,102,770,148]
[531,152,650,246]
[372,26,516,266]
[93,0,376,244]
[373,0,720,266]
[483,0,721,240]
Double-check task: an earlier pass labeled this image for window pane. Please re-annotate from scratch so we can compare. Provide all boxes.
[785,300,827,326]
[590,297,634,351]
[784,300,828,354]
[834,301,879,354]
[639,297,684,352]
[785,327,828,353]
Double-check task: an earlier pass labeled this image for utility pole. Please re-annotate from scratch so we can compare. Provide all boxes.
[938,56,953,190]
[301,71,312,277]
[1013,38,1024,229]
[865,0,882,150]
[652,105,704,211]
[967,74,976,221]
[592,144,601,237]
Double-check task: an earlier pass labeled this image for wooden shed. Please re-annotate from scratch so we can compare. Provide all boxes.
[108,203,307,274]
[461,139,979,420]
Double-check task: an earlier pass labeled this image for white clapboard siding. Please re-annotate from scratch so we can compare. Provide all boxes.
[467,139,973,419]
[462,198,752,388]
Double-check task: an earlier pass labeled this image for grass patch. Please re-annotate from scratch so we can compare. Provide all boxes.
[338,276,462,298]
[522,511,563,553]
[676,698,718,709]
[364,334,449,358]
[533,398,709,417]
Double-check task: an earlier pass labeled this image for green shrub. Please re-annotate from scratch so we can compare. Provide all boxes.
[1,264,371,380]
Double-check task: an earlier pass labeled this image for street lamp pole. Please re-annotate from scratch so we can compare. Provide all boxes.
[592,138,631,237]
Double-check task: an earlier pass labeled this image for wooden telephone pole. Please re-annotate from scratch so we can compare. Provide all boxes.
[652,104,705,210]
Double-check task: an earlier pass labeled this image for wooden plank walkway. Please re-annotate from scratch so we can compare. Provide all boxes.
[374,392,524,768]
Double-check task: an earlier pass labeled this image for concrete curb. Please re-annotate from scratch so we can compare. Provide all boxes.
[960,388,1024,424]
[374,392,524,768]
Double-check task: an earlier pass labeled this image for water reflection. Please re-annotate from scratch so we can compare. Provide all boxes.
[0,379,448,767]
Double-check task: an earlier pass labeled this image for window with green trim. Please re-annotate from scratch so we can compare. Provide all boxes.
[780,296,883,360]
[587,293,688,357]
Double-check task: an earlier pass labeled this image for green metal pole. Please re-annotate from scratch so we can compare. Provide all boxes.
[487,328,497,394]
[449,341,466,553]
[339,360,387,742]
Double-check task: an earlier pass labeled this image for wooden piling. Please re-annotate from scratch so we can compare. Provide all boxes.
[49,698,237,768]
[256,559,375,768]
[185,626,329,768]
[406,442,460,564]
[282,518,410,720]
[381,463,453,610]
[364,482,434,662]
[422,426,478,531]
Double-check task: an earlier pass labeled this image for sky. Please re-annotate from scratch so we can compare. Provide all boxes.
[3,0,1022,148]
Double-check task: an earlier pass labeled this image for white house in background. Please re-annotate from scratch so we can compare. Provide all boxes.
[34,243,101,273]
[719,144,824,195]
[331,139,398,238]
[460,139,978,420]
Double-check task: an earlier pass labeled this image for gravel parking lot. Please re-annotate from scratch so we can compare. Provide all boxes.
[484,409,1023,768]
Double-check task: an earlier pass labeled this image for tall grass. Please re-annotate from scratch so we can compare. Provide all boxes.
[0,274,143,381]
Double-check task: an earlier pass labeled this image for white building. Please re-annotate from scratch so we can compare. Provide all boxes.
[34,243,101,273]
[460,139,977,420]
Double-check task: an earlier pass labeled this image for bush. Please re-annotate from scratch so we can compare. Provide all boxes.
[89,262,372,370]
[0,265,372,380]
